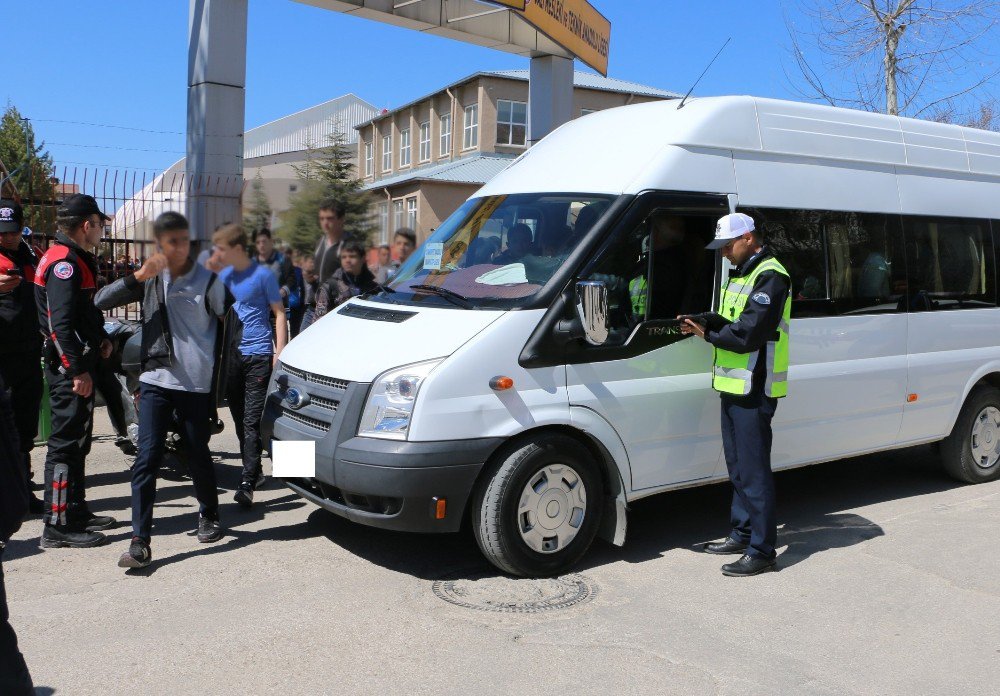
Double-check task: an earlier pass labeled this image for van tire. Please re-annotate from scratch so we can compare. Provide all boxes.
[941,385,1000,484]
[472,434,603,577]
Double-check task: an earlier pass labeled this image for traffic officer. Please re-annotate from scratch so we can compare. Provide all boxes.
[681,212,791,577]
[34,194,116,549]
[0,200,44,514]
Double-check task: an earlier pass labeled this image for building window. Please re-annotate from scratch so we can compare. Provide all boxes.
[393,199,404,231]
[288,184,298,193]
[496,100,527,146]
[406,197,418,229]
[364,140,373,177]
[399,128,411,168]
[419,122,431,162]
[382,134,392,172]
[440,114,452,157]
[377,202,389,245]
[463,104,479,150]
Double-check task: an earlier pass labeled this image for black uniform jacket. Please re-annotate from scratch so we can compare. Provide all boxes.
[705,247,790,394]
[33,232,109,376]
[0,240,42,354]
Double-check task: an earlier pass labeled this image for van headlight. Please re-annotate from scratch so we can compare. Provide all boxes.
[358,359,443,440]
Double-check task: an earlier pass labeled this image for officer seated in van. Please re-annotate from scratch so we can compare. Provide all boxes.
[629,213,707,322]
[493,224,533,265]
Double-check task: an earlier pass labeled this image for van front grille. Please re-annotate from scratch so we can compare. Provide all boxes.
[281,364,350,392]
[281,409,331,433]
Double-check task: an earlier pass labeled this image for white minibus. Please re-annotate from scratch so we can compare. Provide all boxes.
[262,96,1000,576]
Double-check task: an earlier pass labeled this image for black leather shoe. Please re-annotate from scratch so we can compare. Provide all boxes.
[703,538,748,555]
[82,513,117,532]
[721,554,777,577]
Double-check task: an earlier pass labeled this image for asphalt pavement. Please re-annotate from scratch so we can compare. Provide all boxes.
[4,409,999,696]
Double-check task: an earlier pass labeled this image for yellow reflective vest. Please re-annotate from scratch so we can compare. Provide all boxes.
[713,257,791,398]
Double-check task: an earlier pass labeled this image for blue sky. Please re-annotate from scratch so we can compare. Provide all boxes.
[3,1,854,174]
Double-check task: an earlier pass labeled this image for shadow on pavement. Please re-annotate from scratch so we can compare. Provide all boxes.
[295,444,958,579]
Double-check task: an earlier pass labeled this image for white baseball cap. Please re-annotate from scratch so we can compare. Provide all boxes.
[706,213,755,250]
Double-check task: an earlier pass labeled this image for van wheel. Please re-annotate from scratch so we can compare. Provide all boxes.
[941,385,1000,484]
[472,434,603,577]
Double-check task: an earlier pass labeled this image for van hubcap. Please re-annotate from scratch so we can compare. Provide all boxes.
[970,406,1000,469]
[517,464,587,554]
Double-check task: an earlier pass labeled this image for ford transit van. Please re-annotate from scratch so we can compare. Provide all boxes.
[262,96,1000,576]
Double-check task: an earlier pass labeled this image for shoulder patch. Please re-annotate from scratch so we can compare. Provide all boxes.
[751,291,771,305]
[53,261,74,280]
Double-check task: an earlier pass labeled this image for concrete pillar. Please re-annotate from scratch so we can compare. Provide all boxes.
[528,55,574,146]
[187,0,247,242]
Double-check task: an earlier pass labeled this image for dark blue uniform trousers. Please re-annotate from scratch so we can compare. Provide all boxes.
[720,391,778,559]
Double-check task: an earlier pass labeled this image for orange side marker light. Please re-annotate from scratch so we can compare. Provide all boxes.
[433,497,447,520]
[907,393,919,403]
[490,376,514,391]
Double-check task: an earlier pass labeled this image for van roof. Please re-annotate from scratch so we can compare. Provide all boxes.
[477,96,1000,199]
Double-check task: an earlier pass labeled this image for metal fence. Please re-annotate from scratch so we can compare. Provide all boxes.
[15,162,245,318]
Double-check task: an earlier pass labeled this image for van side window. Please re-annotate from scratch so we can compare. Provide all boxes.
[742,208,829,318]
[902,216,996,311]
[581,210,715,345]
[827,213,906,314]
[744,208,907,317]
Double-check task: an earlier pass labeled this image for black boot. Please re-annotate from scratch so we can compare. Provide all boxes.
[40,524,108,549]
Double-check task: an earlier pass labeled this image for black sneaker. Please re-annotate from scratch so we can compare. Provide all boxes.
[254,471,267,489]
[82,513,118,531]
[197,516,223,543]
[117,537,152,569]
[234,482,253,508]
[40,525,108,549]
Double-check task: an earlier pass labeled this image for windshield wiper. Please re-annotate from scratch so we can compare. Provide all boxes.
[409,284,472,309]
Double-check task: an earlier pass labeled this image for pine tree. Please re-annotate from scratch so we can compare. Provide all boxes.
[0,104,56,232]
[280,122,374,254]
[242,170,272,235]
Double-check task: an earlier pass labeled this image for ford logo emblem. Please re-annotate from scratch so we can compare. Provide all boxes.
[285,387,309,410]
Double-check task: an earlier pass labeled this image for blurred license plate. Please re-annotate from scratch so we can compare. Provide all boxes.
[272,440,316,478]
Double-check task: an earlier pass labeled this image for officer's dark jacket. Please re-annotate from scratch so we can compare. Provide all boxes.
[33,232,109,375]
[94,261,234,373]
[0,240,41,354]
[705,247,790,393]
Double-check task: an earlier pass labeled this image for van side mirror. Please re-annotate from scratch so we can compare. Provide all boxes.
[575,280,610,346]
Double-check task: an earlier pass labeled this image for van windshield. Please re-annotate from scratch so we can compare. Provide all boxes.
[380,193,614,309]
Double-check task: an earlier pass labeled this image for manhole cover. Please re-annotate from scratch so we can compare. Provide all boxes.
[432,570,597,613]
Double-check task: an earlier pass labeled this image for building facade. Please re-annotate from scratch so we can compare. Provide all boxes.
[357,70,680,245]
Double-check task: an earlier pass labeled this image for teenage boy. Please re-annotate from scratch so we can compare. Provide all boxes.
[314,240,377,319]
[96,212,232,568]
[315,199,353,284]
[385,227,416,282]
[34,194,115,549]
[210,223,287,507]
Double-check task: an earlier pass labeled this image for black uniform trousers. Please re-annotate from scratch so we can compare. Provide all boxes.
[225,352,272,486]
[720,390,778,560]
[0,350,42,485]
[43,366,96,528]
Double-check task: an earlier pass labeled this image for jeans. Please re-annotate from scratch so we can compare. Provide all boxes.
[226,353,272,486]
[131,383,219,541]
[44,367,96,528]
[720,390,779,560]
[0,553,35,695]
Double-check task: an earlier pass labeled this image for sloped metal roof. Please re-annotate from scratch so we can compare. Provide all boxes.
[244,94,380,159]
[484,69,682,99]
[362,153,517,190]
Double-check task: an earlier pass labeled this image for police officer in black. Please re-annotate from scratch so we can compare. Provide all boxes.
[0,200,44,515]
[34,194,116,548]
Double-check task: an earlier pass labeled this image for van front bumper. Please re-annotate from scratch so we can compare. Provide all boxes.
[280,437,502,533]
[261,370,502,533]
